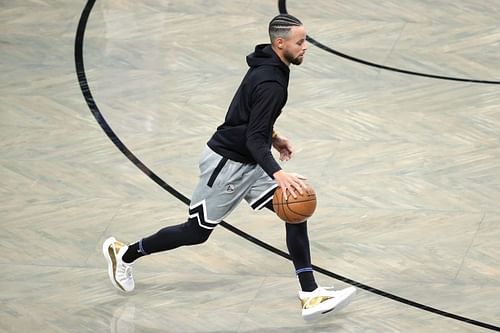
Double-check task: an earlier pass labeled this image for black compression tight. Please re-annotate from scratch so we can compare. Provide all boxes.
[143,218,212,251]
[265,201,318,291]
[122,218,212,263]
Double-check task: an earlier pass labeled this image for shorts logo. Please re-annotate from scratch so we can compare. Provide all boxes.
[226,184,235,193]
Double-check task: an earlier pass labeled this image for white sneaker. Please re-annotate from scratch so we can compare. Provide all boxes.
[102,237,135,292]
[298,286,356,321]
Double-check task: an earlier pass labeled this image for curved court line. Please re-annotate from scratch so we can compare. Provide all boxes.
[75,1,500,331]
[279,0,500,85]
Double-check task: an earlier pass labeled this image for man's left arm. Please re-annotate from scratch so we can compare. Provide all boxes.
[246,82,285,177]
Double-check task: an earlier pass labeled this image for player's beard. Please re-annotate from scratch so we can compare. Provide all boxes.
[284,50,304,65]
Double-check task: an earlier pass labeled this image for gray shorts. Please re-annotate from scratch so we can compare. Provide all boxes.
[189,146,277,229]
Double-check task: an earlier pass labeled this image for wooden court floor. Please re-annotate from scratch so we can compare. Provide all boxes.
[1,0,500,332]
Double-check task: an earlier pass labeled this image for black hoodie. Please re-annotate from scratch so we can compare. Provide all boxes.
[207,44,290,178]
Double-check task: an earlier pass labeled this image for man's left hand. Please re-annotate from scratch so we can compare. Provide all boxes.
[272,134,294,161]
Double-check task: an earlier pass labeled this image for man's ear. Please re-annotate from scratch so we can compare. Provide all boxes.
[275,37,285,49]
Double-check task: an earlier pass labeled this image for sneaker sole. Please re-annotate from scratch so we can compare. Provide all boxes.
[102,236,126,292]
[328,286,356,314]
[303,287,357,321]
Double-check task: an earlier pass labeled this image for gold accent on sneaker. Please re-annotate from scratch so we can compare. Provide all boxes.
[108,241,125,291]
[301,295,334,309]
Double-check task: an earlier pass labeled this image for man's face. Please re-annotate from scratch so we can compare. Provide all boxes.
[282,25,307,65]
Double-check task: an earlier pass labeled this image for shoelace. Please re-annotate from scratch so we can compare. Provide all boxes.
[117,262,133,282]
[124,265,132,279]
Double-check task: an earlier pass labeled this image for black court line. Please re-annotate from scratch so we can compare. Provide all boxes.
[279,0,500,85]
[74,1,500,331]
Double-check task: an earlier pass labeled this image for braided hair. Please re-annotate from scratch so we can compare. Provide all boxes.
[268,14,303,42]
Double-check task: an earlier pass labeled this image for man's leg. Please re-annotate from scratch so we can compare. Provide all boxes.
[264,200,356,321]
[285,221,318,291]
[264,200,317,292]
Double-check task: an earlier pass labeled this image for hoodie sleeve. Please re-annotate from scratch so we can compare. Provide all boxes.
[245,81,284,178]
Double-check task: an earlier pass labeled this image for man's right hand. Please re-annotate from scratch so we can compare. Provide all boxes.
[273,170,307,201]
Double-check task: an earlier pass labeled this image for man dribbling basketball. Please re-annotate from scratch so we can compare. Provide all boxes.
[103,13,356,321]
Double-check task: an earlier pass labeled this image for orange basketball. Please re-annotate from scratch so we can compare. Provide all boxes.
[272,184,317,223]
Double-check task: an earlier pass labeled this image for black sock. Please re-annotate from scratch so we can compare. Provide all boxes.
[298,271,317,292]
[122,242,143,263]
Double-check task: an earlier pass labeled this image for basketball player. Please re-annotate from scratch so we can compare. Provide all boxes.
[103,14,356,321]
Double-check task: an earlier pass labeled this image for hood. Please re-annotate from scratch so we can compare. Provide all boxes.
[246,44,289,72]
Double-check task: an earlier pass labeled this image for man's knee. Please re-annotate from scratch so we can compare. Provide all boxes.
[183,218,213,244]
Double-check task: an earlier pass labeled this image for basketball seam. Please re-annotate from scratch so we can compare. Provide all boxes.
[286,199,316,213]
[285,206,310,217]
[272,198,315,205]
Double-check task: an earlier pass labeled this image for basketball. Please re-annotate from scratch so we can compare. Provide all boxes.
[272,184,317,223]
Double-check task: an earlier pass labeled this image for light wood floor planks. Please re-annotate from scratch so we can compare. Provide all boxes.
[1,1,500,332]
